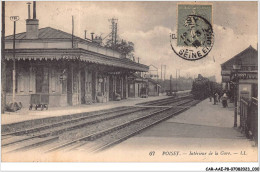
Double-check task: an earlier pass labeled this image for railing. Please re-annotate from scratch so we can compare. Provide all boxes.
[240,96,258,145]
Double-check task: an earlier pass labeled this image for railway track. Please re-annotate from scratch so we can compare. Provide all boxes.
[91,107,188,153]
[2,96,200,154]
[3,107,166,153]
[137,95,192,106]
[73,100,201,153]
[2,106,150,148]
[2,106,129,134]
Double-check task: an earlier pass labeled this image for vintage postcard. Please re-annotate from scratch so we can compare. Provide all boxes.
[1,0,258,169]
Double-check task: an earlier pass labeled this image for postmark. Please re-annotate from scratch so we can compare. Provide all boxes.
[170,4,214,61]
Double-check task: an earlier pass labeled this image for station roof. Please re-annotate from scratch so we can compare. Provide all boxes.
[5,27,93,43]
[221,46,258,69]
[4,48,149,72]
[5,27,149,72]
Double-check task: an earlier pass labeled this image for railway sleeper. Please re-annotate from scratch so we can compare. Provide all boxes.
[9,136,59,153]
[3,108,148,147]
[93,107,189,152]
[45,108,171,153]
[2,106,137,137]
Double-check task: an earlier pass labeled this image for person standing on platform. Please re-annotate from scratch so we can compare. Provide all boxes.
[213,93,216,105]
[216,93,220,103]
[222,93,228,108]
[214,92,219,105]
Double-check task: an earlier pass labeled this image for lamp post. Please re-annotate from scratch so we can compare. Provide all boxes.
[233,64,241,127]
[10,16,19,105]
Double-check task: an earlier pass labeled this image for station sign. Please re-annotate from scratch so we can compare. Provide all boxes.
[237,73,258,79]
[10,16,19,21]
[221,70,231,76]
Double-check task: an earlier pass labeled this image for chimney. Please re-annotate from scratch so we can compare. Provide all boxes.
[26,1,39,39]
[91,32,94,41]
[33,1,36,19]
[93,36,102,45]
[84,30,87,39]
[27,2,31,19]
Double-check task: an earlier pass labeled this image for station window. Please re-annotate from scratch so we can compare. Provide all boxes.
[29,67,35,93]
[87,71,92,93]
[51,68,56,93]
[36,66,49,93]
[252,84,258,98]
[62,77,67,94]
[17,67,25,93]
[59,68,67,94]
[73,69,79,93]
[6,64,18,93]
[6,67,13,93]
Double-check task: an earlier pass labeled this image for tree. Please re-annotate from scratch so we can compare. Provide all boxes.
[105,39,135,59]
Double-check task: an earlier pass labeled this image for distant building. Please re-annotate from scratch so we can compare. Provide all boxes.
[147,78,160,96]
[144,65,159,80]
[127,73,148,98]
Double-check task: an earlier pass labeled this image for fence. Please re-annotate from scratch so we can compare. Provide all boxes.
[240,97,258,145]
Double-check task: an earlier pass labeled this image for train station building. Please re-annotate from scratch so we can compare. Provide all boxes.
[221,46,258,101]
[4,3,148,108]
[221,46,258,141]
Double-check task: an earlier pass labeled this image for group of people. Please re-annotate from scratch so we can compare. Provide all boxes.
[209,92,228,108]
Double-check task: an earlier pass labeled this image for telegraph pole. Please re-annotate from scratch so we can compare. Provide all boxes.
[161,65,166,81]
[176,69,178,92]
[10,16,19,105]
[161,65,162,80]
[108,18,118,48]
[114,22,117,45]
[72,16,74,48]
[175,69,180,91]
[170,75,173,96]
[164,65,166,81]
[157,68,159,82]
[1,1,6,113]
[178,69,180,90]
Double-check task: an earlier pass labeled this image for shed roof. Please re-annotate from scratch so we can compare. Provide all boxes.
[221,46,258,67]
[148,78,159,85]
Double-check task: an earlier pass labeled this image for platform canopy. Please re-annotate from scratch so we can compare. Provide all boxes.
[4,48,149,72]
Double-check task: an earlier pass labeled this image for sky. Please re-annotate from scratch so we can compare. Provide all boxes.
[5,1,258,82]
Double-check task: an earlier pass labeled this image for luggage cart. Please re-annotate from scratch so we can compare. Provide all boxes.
[29,94,49,110]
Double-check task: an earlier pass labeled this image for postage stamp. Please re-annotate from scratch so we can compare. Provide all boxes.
[171,3,214,60]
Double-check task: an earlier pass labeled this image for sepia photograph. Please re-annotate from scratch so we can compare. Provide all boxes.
[0,0,258,169]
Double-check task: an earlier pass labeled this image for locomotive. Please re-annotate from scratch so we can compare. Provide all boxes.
[191,74,222,100]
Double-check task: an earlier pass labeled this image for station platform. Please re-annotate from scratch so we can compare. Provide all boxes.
[100,99,258,162]
[1,95,168,125]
